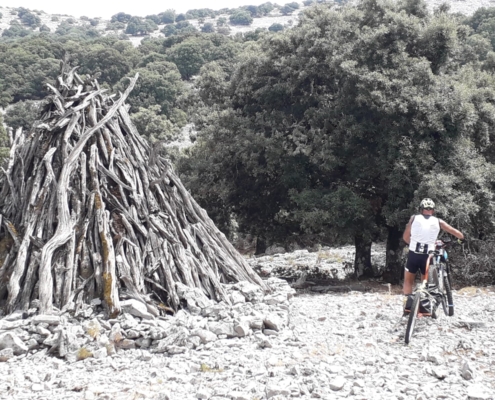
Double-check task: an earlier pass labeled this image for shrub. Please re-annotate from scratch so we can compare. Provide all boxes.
[201,22,215,33]
[229,10,253,26]
[269,23,284,32]
[106,21,125,30]
[111,12,132,23]
[159,10,176,24]
[20,11,41,27]
[217,17,227,27]
[161,24,177,37]
[450,239,495,287]
[217,26,231,35]
[281,5,297,15]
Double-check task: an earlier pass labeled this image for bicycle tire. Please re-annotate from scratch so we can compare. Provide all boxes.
[444,275,454,317]
[438,265,449,316]
[446,263,454,290]
[429,266,440,288]
[405,292,421,344]
[438,263,446,292]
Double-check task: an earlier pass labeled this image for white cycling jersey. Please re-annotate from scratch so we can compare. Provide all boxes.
[409,214,440,254]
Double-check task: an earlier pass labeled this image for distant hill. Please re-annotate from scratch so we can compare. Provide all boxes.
[0,1,492,47]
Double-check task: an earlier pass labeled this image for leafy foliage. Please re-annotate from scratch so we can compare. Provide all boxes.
[180,0,495,277]
[269,23,284,32]
[4,100,42,131]
[229,11,253,26]
[130,105,177,143]
[0,114,9,166]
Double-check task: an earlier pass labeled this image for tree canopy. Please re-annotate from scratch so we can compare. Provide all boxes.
[179,0,495,279]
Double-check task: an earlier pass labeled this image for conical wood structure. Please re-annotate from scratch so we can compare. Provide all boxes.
[0,62,267,317]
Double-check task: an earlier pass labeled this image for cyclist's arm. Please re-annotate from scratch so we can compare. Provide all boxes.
[439,219,464,240]
[402,216,414,244]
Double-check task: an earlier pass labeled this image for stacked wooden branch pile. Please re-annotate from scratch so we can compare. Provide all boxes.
[0,62,267,318]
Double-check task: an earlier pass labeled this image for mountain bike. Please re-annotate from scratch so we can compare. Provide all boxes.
[404,238,456,344]
[428,238,455,317]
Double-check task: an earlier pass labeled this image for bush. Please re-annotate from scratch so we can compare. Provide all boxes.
[106,21,126,31]
[161,24,177,37]
[229,10,253,26]
[20,11,41,27]
[217,17,227,27]
[39,24,51,32]
[450,239,495,286]
[258,2,276,15]
[286,2,300,9]
[201,22,215,33]
[145,14,161,24]
[111,12,132,23]
[217,26,231,35]
[269,23,284,32]
[159,10,176,24]
[51,16,59,22]
[2,24,31,38]
[281,5,297,15]
[4,100,43,132]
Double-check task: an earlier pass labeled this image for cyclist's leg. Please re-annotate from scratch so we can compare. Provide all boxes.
[403,251,420,312]
[420,254,432,282]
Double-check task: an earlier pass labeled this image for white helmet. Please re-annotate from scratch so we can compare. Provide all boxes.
[419,198,435,210]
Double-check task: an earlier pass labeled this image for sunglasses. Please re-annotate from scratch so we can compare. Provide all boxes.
[424,207,434,211]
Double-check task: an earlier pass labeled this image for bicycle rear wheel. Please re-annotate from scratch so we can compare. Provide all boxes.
[405,292,421,344]
[444,275,454,316]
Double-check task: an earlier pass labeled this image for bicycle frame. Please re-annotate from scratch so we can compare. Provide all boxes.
[405,238,456,343]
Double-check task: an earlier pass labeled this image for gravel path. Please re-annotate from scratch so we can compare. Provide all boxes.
[1,284,493,400]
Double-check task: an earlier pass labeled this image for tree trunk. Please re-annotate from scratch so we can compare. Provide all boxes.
[354,234,373,278]
[255,236,267,255]
[382,225,405,284]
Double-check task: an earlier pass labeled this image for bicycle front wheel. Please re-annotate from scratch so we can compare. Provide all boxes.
[405,292,421,344]
[444,275,454,316]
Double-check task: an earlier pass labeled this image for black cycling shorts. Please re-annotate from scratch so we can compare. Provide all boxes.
[405,251,429,275]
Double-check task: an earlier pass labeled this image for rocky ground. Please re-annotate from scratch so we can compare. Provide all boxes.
[0,246,494,400]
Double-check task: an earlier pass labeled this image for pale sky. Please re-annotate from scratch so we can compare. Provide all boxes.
[0,0,284,19]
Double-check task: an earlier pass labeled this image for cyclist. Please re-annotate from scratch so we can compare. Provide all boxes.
[401,198,464,313]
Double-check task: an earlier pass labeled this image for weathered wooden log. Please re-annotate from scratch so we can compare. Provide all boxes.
[0,61,268,317]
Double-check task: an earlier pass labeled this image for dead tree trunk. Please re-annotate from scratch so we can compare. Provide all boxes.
[0,62,268,317]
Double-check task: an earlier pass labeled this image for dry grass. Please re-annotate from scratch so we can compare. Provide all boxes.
[200,363,223,373]
[76,347,93,361]
[85,323,101,339]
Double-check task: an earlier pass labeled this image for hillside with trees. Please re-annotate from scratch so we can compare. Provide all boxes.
[1,0,495,287]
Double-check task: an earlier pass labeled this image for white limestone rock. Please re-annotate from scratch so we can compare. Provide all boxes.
[0,332,28,355]
[32,315,61,325]
[329,376,346,391]
[120,299,154,320]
